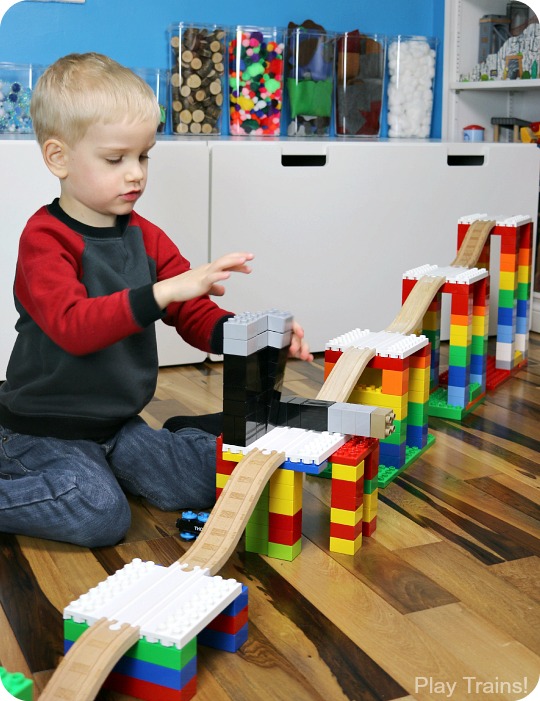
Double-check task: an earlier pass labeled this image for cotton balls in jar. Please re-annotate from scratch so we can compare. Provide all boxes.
[387,37,436,138]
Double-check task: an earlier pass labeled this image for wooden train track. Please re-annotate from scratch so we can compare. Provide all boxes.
[178,448,286,575]
[385,274,447,335]
[451,218,495,268]
[316,346,377,402]
[39,617,139,701]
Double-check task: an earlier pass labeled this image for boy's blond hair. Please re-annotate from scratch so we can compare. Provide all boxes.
[31,52,162,146]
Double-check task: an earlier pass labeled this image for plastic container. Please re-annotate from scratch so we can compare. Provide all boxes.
[386,35,437,138]
[132,67,168,133]
[285,27,335,136]
[463,124,485,142]
[0,63,41,134]
[228,25,285,136]
[168,23,227,135]
[335,32,386,137]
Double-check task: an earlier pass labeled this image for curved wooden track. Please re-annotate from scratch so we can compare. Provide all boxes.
[178,448,286,575]
[451,219,495,268]
[385,274,447,335]
[316,346,376,402]
[39,617,139,701]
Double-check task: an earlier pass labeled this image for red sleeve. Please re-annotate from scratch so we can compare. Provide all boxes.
[14,208,142,356]
[133,212,233,353]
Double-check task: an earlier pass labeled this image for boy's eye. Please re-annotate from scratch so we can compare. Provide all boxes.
[106,157,122,164]
[140,154,150,162]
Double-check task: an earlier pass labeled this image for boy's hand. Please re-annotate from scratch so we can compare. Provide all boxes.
[154,252,254,309]
[289,321,313,362]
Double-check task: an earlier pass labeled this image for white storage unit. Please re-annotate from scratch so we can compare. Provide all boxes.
[209,138,539,352]
[443,0,540,142]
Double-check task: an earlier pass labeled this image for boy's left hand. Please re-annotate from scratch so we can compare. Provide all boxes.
[289,321,313,362]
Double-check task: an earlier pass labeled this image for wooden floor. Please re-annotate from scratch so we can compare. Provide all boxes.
[1,335,539,701]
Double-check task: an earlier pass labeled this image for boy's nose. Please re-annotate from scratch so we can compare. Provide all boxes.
[127,161,144,182]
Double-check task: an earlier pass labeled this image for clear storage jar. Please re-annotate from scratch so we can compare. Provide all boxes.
[229,25,285,136]
[0,63,41,134]
[132,67,168,133]
[168,23,227,135]
[386,35,437,138]
[335,32,386,137]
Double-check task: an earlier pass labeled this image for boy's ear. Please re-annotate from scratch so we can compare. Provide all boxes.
[42,139,69,179]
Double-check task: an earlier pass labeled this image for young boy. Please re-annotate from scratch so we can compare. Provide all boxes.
[0,53,311,548]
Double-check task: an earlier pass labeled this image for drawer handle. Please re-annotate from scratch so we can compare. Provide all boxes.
[281,154,327,167]
[447,155,485,166]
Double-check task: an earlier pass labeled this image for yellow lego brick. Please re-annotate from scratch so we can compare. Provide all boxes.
[222,450,243,463]
[330,505,363,526]
[472,316,489,336]
[331,462,364,482]
[422,310,440,331]
[518,265,531,284]
[216,472,230,490]
[270,468,300,486]
[269,496,302,515]
[363,490,378,509]
[330,534,362,555]
[499,271,517,291]
[358,366,382,388]
[448,327,471,346]
[408,388,430,404]
[269,480,303,502]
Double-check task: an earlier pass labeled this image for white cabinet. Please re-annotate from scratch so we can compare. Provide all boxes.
[209,139,540,352]
[443,0,540,141]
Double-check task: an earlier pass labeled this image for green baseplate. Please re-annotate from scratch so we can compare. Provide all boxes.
[428,384,485,420]
[318,434,436,489]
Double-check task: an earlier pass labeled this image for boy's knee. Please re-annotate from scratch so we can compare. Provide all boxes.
[66,487,131,548]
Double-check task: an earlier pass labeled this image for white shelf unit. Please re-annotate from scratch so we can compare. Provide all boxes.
[443,0,540,141]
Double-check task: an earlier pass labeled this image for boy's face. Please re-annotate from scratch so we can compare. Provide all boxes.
[57,118,157,227]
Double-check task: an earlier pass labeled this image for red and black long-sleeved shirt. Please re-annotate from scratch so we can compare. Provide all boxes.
[0,200,232,441]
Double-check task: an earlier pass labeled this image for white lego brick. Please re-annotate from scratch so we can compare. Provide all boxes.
[266,309,294,333]
[268,329,292,349]
[457,213,489,224]
[495,342,514,362]
[223,426,347,466]
[224,333,267,356]
[403,264,488,284]
[326,328,429,359]
[64,559,242,649]
[223,311,268,340]
[494,214,532,227]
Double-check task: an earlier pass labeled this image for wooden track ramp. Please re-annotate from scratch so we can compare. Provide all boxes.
[39,617,139,701]
[316,346,376,402]
[451,218,495,268]
[40,448,285,701]
[178,448,286,575]
[385,275,446,335]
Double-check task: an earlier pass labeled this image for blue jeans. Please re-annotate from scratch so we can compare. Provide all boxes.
[0,417,217,547]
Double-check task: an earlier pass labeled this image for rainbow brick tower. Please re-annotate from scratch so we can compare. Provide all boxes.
[456,214,533,389]
[323,331,432,487]
[400,265,490,420]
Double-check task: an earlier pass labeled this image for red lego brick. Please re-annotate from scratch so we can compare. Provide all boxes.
[207,606,249,635]
[105,672,197,701]
[330,436,377,466]
[330,520,363,540]
[362,516,378,537]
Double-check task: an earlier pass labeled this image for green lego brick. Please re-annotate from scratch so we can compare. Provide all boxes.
[428,386,484,420]
[0,666,33,701]
[381,417,407,445]
[245,535,269,554]
[267,540,301,561]
[448,345,470,366]
[246,519,269,539]
[471,335,488,355]
[364,477,378,494]
[64,619,196,669]
[378,434,436,488]
[406,401,428,426]
[517,281,530,300]
[498,289,515,308]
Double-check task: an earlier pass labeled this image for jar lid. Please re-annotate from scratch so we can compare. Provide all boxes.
[464,124,485,130]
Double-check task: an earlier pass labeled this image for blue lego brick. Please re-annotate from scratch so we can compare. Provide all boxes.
[379,442,406,468]
[447,365,469,387]
[221,585,248,616]
[64,640,197,690]
[496,325,515,343]
[406,424,428,449]
[470,354,485,374]
[282,457,328,475]
[497,306,515,325]
[447,386,468,406]
[516,316,528,334]
[198,622,249,652]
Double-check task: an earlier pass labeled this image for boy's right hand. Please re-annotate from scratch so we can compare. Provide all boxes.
[153,252,254,309]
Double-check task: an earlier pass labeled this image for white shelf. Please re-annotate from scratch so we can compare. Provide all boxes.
[451,79,540,91]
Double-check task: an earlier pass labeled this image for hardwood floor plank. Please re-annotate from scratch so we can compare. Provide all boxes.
[396,541,540,655]
[406,602,540,700]
[301,489,459,614]
[0,601,32,680]
[489,556,540,603]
